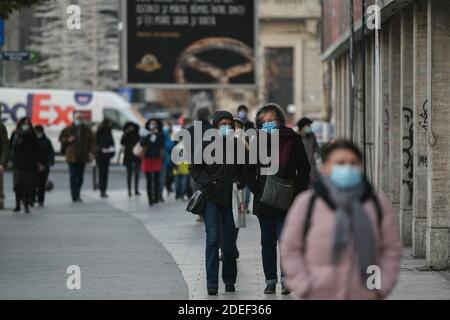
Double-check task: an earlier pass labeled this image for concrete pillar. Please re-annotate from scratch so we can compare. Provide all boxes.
[353,43,363,149]
[380,27,391,198]
[400,8,414,246]
[365,36,374,182]
[426,0,450,270]
[412,0,428,258]
[388,17,402,216]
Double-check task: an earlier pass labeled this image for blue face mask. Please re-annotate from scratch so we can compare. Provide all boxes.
[305,126,312,134]
[330,165,363,189]
[261,121,277,133]
[219,125,233,137]
[21,124,30,131]
[238,111,247,119]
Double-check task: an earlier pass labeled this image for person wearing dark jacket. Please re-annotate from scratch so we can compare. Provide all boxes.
[237,104,255,131]
[96,119,115,198]
[33,125,55,207]
[10,117,38,213]
[59,112,96,202]
[242,103,310,295]
[0,122,10,210]
[190,111,243,296]
[121,122,141,197]
[140,118,165,206]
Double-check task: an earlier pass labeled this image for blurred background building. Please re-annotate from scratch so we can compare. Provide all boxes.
[1,0,323,124]
[322,0,450,270]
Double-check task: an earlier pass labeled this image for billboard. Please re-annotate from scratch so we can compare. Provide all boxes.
[121,0,256,88]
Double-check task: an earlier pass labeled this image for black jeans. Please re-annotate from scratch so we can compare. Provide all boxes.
[36,168,49,204]
[97,157,111,193]
[146,172,160,204]
[13,169,34,207]
[68,163,85,201]
[258,213,286,285]
[203,200,237,290]
[126,162,140,194]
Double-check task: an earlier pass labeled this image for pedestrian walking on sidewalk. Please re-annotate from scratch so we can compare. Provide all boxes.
[33,125,55,207]
[242,103,310,295]
[297,117,321,187]
[190,111,244,296]
[0,122,10,210]
[140,118,164,206]
[10,118,38,213]
[59,112,96,202]
[280,140,402,300]
[121,122,141,197]
[96,118,115,198]
[160,122,175,200]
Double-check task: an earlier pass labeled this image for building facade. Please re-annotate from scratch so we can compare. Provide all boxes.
[322,0,450,269]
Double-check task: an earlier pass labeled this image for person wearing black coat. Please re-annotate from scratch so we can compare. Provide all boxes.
[121,122,141,197]
[140,118,165,206]
[10,117,39,213]
[33,125,55,207]
[242,103,310,295]
[96,119,115,198]
[189,111,244,296]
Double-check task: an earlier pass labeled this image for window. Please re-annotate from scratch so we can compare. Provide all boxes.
[103,108,127,130]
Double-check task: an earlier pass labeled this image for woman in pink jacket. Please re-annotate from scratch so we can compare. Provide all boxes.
[280,140,402,300]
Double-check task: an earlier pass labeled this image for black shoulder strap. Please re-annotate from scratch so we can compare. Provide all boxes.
[301,192,317,254]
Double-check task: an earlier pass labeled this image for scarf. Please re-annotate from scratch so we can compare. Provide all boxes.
[323,177,376,284]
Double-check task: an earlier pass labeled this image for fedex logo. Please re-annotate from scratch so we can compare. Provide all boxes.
[1,94,75,126]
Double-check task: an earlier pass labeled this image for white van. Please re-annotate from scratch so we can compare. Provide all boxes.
[0,88,146,162]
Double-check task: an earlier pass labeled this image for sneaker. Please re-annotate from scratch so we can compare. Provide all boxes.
[207,289,218,296]
[13,206,20,212]
[100,192,108,198]
[135,191,141,196]
[264,284,276,294]
[225,285,235,293]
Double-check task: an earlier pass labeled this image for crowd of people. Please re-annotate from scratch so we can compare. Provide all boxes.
[0,103,402,300]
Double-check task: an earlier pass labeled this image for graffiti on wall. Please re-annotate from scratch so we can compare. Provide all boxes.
[418,99,428,132]
[402,107,414,206]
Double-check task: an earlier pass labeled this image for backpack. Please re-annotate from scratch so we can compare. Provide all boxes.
[301,191,383,254]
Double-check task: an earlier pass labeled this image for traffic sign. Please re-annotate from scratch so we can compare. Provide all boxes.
[0,51,40,61]
[0,19,4,46]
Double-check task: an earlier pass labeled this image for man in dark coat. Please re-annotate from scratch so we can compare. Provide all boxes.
[59,112,96,202]
[0,122,10,210]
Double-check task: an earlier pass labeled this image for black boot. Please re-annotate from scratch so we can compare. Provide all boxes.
[264,284,276,294]
[13,193,21,212]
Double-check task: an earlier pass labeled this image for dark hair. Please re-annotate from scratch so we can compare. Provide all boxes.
[255,103,286,129]
[196,107,211,122]
[16,117,31,129]
[238,105,248,112]
[323,140,363,162]
[297,117,313,130]
[34,125,44,133]
[145,118,163,131]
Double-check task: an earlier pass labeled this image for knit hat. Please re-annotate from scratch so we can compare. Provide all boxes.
[212,111,234,128]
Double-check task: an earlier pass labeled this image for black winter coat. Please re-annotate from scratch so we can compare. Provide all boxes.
[10,129,38,171]
[37,135,55,168]
[242,127,311,216]
[189,137,243,207]
[96,128,115,161]
[121,131,141,165]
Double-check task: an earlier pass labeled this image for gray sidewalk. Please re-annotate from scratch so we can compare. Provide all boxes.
[0,191,188,300]
[106,191,450,300]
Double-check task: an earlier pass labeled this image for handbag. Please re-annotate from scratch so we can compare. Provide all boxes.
[132,142,146,159]
[260,174,295,211]
[232,183,246,228]
[186,166,224,215]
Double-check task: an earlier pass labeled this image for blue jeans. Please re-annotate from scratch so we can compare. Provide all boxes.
[68,163,85,201]
[175,174,188,199]
[203,200,237,290]
[258,213,286,285]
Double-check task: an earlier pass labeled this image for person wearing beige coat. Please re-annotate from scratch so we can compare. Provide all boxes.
[280,140,402,300]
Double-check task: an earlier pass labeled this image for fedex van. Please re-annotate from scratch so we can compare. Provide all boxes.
[0,88,146,162]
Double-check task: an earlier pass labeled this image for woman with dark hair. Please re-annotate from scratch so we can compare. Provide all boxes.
[242,103,311,295]
[10,117,38,213]
[140,118,165,206]
[121,122,141,197]
[280,140,402,299]
[96,118,115,198]
[190,111,243,296]
[34,125,55,207]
